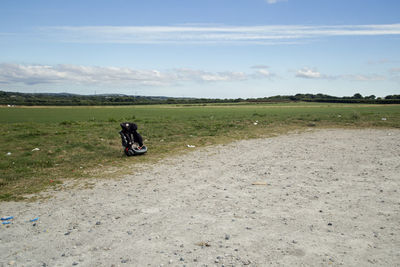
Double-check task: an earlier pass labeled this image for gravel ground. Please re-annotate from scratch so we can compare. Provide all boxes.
[1,128,400,267]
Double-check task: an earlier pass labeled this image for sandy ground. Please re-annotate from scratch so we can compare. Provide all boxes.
[1,128,400,267]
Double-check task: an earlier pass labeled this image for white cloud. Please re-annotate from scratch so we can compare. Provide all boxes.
[37,23,400,45]
[0,63,249,87]
[296,68,322,79]
[250,65,274,78]
[255,69,273,77]
[265,0,287,4]
[294,67,387,81]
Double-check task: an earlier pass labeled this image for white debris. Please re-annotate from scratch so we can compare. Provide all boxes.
[6,152,12,156]
[381,118,387,121]
[253,122,258,125]
[187,145,196,148]
[32,148,40,151]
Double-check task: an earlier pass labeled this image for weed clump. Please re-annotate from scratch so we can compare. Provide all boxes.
[60,120,76,126]
[350,112,361,120]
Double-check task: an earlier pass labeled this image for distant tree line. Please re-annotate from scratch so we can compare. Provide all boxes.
[1,91,400,106]
[247,93,400,104]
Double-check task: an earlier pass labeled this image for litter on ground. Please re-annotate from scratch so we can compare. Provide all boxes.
[252,181,268,185]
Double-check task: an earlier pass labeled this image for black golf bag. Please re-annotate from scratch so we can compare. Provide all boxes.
[119,122,147,156]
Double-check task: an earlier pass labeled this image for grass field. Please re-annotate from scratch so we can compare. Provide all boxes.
[1,102,399,201]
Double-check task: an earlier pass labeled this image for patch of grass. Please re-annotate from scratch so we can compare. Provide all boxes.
[0,103,399,200]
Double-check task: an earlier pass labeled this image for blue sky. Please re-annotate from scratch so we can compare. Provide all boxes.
[1,0,399,98]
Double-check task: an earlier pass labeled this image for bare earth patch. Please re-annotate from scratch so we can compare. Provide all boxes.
[1,129,399,266]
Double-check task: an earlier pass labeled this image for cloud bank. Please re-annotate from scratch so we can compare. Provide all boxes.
[0,63,387,89]
[0,63,250,87]
[37,23,400,45]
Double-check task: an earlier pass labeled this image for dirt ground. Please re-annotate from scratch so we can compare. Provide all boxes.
[1,128,400,267]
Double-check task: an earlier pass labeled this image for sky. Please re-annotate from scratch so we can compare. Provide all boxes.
[0,0,400,98]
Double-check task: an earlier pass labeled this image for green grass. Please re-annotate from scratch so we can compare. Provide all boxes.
[1,102,400,201]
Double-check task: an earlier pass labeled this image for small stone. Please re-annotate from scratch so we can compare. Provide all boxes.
[215,259,219,263]
[121,259,128,263]
[180,257,184,261]
[96,221,101,225]
[127,231,133,235]
[168,259,173,264]
[65,232,71,236]
[242,259,251,265]
[72,262,78,266]
[328,223,332,226]
[8,261,16,265]
[225,234,230,240]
